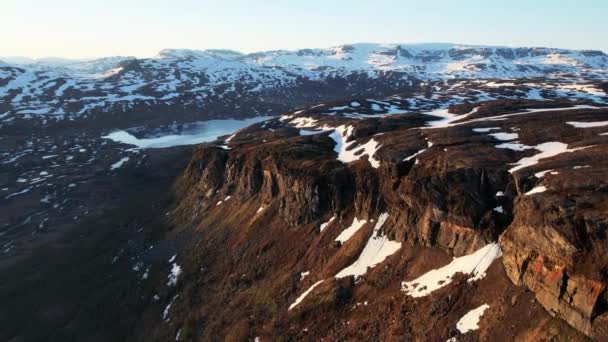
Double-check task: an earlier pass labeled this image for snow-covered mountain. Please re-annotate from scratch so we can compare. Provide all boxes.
[1,43,607,125]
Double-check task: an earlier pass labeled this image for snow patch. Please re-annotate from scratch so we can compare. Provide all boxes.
[489,132,518,141]
[110,157,129,170]
[534,169,558,178]
[404,140,433,162]
[319,216,336,232]
[335,217,368,244]
[290,117,318,128]
[456,304,490,334]
[162,295,178,321]
[472,127,499,133]
[423,107,479,128]
[524,186,547,196]
[402,243,502,297]
[509,142,590,173]
[288,280,324,311]
[335,213,401,279]
[329,125,381,168]
[566,120,608,128]
[167,263,182,287]
[495,142,532,151]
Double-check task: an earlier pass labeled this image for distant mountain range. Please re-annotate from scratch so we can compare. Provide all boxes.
[1,43,607,126]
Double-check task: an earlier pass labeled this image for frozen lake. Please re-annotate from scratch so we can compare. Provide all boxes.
[102,116,272,148]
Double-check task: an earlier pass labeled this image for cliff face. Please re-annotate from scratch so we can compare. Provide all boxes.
[152,100,608,341]
[500,189,608,336]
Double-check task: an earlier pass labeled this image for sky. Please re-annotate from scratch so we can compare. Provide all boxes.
[2,0,607,59]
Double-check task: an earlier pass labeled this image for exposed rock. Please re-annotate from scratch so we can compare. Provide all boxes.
[162,100,607,340]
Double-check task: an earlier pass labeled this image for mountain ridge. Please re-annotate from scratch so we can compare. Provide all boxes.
[1,42,607,131]
[3,42,606,64]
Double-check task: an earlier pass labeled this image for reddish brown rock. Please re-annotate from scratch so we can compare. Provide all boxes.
[152,100,608,340]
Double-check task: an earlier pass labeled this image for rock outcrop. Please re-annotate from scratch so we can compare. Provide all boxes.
[157,100,608,340]
[500,184,608,337]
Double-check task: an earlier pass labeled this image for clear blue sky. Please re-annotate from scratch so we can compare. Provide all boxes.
[3,0,607,59]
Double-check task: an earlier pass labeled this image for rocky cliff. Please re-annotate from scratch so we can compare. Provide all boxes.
[135,99,608,341]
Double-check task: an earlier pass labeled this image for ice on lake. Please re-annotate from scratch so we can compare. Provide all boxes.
[103,116,272,148]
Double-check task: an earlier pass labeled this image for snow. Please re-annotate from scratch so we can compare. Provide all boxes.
[256,206,265,213]
[110,157,129,170]
[167,263,182,287]
[559,84,605,96]
[103,116,271,149]
[224,132,237,142]
[493,206,504,214]
[329,125,382,168]
[335,217,368,244]
[329,105,351,111]
[162,295,178,321]
[288,280,324,310]
[472,127,499,133]
[534,169,558,178]
[290,117,318,128]
[4,45,607,122]
[566,120,608,128]
[509,142,590,173]
[2,149,33,164]
[279,114,295,121]
[527,88,544,100]
[163,302,173,321]
[319,216,336,232]
[142,267,150,280]
[524,186,547,195]
[495,142,532,151]
[432,105,602,131]
[404,140,433,162]
[300,271,310,280]
[401,243,502,297]
[0,44,608,124]
[335,213,401,279]
[456,304,490,334]
[489,132,518,141]
[467,105,601,126]
[5,187,32,199]
[424,107,479,128]
[299,129,322,136]
[54,79,77,97]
